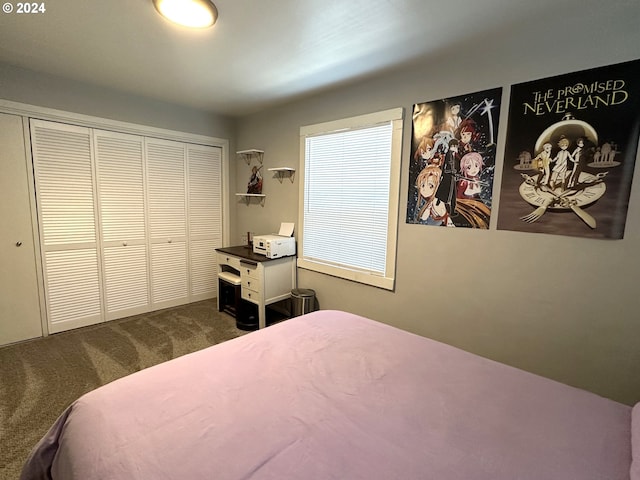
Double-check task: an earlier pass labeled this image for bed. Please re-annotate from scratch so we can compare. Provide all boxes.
[21,310,637,480]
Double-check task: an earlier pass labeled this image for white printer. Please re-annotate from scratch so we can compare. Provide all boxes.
[253,234,296,258]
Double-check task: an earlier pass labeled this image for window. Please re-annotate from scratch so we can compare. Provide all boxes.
[298,108,403,290]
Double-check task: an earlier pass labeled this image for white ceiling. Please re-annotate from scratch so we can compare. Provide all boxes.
[0,0,630,117]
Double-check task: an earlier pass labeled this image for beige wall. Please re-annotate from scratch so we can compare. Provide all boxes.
[0,63,237,140]
[235,6,640,405]
[0,62,240,241]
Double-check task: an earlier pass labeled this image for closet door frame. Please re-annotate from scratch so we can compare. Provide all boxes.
[1,99,230,337]
[21,117,49,338]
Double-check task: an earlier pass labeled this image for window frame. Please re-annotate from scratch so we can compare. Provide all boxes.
[297,107,404,291]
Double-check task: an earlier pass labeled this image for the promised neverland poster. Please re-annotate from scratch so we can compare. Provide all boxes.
[406,87,502,228]
[497,59,640,239]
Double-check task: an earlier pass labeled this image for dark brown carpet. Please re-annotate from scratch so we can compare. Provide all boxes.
[0,299,245,480]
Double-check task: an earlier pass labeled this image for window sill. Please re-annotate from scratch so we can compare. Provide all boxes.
[297,258,394,291]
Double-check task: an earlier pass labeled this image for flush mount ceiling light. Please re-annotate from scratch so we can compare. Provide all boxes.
[153,0,218,29]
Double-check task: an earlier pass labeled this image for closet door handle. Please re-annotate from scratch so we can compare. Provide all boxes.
[123,241,128,246]
[16,241,22,247]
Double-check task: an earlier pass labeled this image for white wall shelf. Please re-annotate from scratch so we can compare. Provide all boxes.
[235,193,266,206]
[268,167,296,183]
[236,149,264,165]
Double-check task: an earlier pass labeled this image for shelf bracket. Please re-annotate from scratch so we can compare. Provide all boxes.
[237,149,264,165]
[236,193,266,206]
[275,170,295,183]
[268,168,296,183]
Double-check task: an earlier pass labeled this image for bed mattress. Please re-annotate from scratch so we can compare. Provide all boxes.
[21,310,633,479]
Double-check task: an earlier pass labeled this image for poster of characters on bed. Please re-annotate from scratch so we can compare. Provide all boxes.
[497,59,640,239]
[406,87,502,228]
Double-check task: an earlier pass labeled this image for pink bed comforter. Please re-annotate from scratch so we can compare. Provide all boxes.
[21,310,633,480]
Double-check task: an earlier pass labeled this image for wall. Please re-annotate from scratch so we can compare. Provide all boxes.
[0,63,235,139]
[0,62,239,240]
[235,4,640,405]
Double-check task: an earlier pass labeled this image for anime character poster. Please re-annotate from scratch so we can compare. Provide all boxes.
[497,59,640,239]
[247,165,263,194]
[406,87,502,228]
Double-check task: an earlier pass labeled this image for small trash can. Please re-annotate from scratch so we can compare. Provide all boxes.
[291,288,316,317]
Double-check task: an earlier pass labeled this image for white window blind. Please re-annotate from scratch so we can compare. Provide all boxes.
[299,108,403,290]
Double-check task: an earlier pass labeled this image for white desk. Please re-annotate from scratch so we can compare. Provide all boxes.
[216,246,296,329]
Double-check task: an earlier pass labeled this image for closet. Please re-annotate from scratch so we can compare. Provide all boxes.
[146,138,188,309]
[30,119,222,334]
[0,113,43,345]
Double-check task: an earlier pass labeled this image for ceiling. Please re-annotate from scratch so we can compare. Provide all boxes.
[0,0,625,117]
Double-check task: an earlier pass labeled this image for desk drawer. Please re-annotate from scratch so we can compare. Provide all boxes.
[240,261,261,281]
[242,286,260,304]
[217,253,241,270]
[242,276,262,293]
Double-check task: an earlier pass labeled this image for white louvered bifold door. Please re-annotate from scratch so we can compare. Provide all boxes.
[94,130,150,320]
[146,138,189,309]
[187,144,222,300]
[30,120,103,333]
